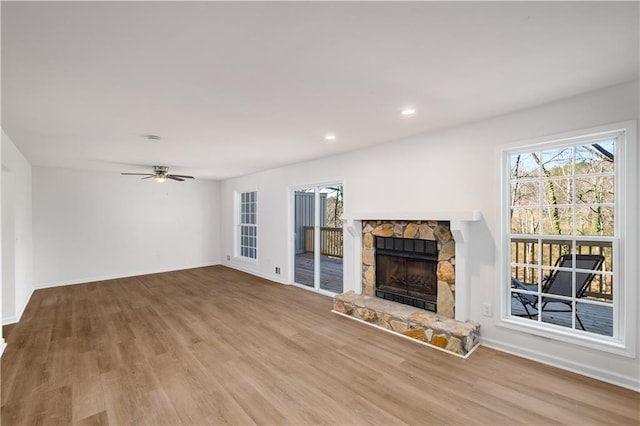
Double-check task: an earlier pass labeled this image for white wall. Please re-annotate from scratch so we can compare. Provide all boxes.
[33,167,220,287]
[2,169,16,320]
[220,80,639,389]
[1,130,33,325]
[0,135,3,353]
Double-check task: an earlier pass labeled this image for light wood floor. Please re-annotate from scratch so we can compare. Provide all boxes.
[1,266,638,425]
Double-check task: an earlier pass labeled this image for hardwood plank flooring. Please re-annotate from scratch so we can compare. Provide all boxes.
[1,265,638,425]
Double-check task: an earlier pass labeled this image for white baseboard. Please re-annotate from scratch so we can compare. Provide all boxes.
[2,287,36,326]
[482,337,640,392]
[225,264,347,301]
[33,263,220,290]
[2,264,220,325]
[16,287,35,323]
[2,315,18,326]
[223,262,343,297]
[223,262,289,285]
[1,262,287,328]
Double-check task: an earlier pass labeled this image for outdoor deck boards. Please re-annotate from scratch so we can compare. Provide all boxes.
[511,298,613,336]
[294,252,343,294]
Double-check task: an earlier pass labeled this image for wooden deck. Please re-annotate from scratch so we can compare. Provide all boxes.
[511,298,613,336]
[294,252,343,293]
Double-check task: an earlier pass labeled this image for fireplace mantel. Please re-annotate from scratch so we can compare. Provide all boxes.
[345,211,482,322]
[345,211,481,241]
[345,211,481,222]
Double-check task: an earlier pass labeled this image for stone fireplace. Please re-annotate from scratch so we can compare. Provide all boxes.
[362,220,456,318]
[332,213,481,357]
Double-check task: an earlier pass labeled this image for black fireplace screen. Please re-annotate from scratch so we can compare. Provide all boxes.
[375,236,438,312]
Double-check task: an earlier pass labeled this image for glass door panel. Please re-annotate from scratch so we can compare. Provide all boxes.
[294,188,315,287]
[319,185,343,293]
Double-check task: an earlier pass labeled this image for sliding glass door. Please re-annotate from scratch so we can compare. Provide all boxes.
[293,184,343,293]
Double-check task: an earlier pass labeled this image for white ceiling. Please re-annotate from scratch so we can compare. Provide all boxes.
[2,1,638,180]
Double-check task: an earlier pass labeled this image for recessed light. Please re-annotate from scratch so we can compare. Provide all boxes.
[325,133,336,141]
[146,134,161,141]
[401,108,416,116]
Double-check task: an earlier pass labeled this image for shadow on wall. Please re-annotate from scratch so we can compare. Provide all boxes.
[468,216,496,320]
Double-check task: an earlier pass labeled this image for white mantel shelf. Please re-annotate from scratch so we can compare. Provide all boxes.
[345,211,482,222]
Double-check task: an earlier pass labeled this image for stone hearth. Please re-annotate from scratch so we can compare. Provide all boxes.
[333,292,480,357]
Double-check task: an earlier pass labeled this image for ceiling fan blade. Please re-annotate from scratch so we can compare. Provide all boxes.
[121,173,154,176]
[167,176,185,182]
[141,175,155,179]
[167,174,195,179]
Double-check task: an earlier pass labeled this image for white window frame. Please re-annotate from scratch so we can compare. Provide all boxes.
[498,121,637,357]
[236,190,258,262]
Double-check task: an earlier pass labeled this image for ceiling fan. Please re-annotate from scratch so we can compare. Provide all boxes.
[121,166,195,182]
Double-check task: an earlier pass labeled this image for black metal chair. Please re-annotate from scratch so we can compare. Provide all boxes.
[511,254,605,330]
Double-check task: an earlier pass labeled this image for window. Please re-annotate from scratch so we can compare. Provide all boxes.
[238,191,257,260]
[501,122,637,354]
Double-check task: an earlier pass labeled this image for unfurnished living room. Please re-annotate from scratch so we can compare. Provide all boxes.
[1,1,639,425]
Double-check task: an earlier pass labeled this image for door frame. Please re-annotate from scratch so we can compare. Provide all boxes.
[289,181,344,295]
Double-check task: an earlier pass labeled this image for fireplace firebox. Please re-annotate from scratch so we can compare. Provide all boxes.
[375,236,438,312]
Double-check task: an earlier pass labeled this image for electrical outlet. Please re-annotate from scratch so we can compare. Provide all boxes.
[275,267,281,274]
[226,255,230,261]
[482,303,493,317]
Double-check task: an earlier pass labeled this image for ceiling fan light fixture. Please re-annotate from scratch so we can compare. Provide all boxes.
[121,165,194,182]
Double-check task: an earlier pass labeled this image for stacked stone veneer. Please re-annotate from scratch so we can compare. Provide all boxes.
[361,220,456,318]
[333,292,480,357]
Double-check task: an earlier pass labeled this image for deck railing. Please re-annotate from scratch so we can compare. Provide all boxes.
[511,238,612,300]
[304,226,343,258]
